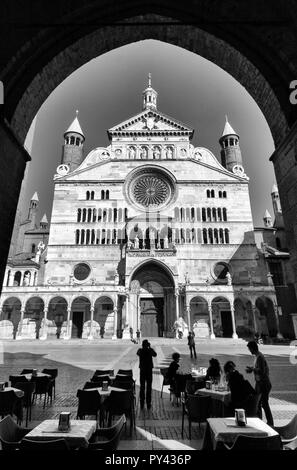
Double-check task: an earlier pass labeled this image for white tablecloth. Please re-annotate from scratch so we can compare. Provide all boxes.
[196,387,231,404]
[1,386,24,398]
[25,419,97,449]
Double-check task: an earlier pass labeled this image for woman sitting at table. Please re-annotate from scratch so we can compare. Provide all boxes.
[205,358,222,383]
[224,361,256,414]
[167,352,180,387]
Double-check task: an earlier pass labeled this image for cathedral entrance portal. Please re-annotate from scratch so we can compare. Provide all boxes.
[72,312,84,338]
[130,261,175,338]
[140,297,164,337]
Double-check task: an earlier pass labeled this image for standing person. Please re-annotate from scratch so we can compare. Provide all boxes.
[129,326,133,342]
[136,329,141,344]
[137,339,157,410]
[187,331,197,359]
[246,340,274,426]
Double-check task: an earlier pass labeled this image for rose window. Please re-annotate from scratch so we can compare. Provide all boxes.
[133,175,169,207]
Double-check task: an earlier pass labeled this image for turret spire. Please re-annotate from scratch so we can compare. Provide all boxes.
[219,115,243,172]
[142,73,158,111]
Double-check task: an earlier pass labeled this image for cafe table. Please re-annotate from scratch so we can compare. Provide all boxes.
[202,417,279,450]
[0,386,25,423]
[86,386,127,401]
[23,372,51,380]
[195,387,231,417]
[1,386,25,398]
[24,419,97,449]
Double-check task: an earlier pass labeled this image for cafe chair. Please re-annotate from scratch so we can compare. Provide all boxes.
[223,434,282,450]
[76,389,102,426]
[0,415,31,451]
[173,374,192,406]
[9,375,28,387]
[94,370,114,376]
[31,376,54,409]
[83,381,102,390]
[42,369,58,398]
[90,374,111,385]
[117,369,133,377]
[274,414,297,445]
[0,390,18,422]
[160,368,171,399]
[15,381,36,427]
[88,414,126,451]
[21,437,70,451]
[20,369,34,375]
[104,390,135,436]
[182,394,212,439]
[114,375,136,393]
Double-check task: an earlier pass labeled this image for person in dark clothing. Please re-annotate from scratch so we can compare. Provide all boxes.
[205,358,222,383]
[136,329,141,344]
[246,340,274,426]
[224,361,256,413]
[167,352,180,386]
[137,339,157,410]
[187,331,197,359]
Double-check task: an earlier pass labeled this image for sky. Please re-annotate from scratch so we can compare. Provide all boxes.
[21,39,275,228]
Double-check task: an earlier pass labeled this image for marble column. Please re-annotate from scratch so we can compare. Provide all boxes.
[186,304,191,332]
[64,307,71,340]
[8,271,14,286]
[88,307,94,340]
[112,306,118,340]
[251,305,258,334]
[207,301,216,339]
[20,271,24,287]
[230,302,238,339]
[3,270,8,287]
[126,295,130,326]
[16,308,25,339]
[175,291,179,321]
[273,302,283,339]
[39,307,48,340]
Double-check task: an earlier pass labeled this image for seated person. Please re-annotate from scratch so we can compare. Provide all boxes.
[205,358,222,383]
[167,352,180,386]
[224,360,256,414]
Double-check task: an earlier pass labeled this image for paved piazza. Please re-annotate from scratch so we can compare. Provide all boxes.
[0,338,296,450]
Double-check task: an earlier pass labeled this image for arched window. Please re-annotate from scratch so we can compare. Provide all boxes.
[86,229,90,244]
[81,229,85,244]
[223,208,227,221]
[108,208,112,222]
[208,228,213,244]
[218,191,222,198]
[223,191,227,198]
[70,136,75,145]
[77,208,81,222]
[203,229,208,244]
[174,207,180,222]
[101,190,105,200]
[211,190,215,198]
[214,228,219,244]
[86,191,90,200]
[180,208,184,221]
[82,208,87,222]
[118,208,122,222]
[191,228,196,243]
[97,208,102,222]
[106,190,110,200]
[181,229,185,243]
[219,228,224,244]
[76,137,80,145]
[91,191,94,200]
[191,207,195,221]
[206,190,210,198]
[230,138,234,146]
[75,229,80,244]
[207,208,211,221]
[186,208,190,221]
[113,208,117,222]
[93,208,96,222]
[217,208,222,221]
[125,208,128,220]
[224,228,230,243]
[101,229,106,245]
[87,208,92,222]
[31,243,36,253]
[91,229,95,244]
[202,208,206,222]
[186,228,191,243]
[113,229,117,244]
[103,210,107,223]
[96,229,100,244]
[212,208,217,221]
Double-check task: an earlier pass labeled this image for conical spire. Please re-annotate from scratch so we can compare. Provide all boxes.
[31,191,39,201]
[263,209,272,228]
[271,183,278,194]
[64,110,85,138]
[264,209,272,219]
[40,214,48,224]
[221,115,238,137]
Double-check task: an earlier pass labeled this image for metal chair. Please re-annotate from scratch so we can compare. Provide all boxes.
[20,369,34,375]
[42,369,58,398]
[83,381,104,390]
[0,390,18,423]
[104,390,135,436]
[0,415,31,451]
[160,368,171,398]
[94,370,114,376]
[21,437,70,450]
[90,374,111,385]
[31,376,53,409]
[182,394,212,439]
[117,369,133,376]
[9,375,28,387]
[223,434,282,450]
[88,414,126,451]
[76,389,102,425]
[274,414,297,445]
[15,381,36,427]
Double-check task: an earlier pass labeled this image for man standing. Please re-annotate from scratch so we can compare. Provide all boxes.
[187,331,197,359]
[137,339,157,410]
[246,340,274,426]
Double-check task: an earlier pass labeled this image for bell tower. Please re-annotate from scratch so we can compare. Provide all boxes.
[142,73,158,111]
[219,116,243,172]
[61,110,85,172]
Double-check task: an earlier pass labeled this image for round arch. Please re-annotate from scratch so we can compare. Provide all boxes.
[129,258,177,289]
[255,296,277,338]
[0,297,22,339]
[94,296,115,339]
[71,296,91,339]
[24,296,45,339]
[48,296,68,339]
[211,296,232,338]
[234,297,254,338]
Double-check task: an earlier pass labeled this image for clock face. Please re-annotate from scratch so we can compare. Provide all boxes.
[56,164,69,176]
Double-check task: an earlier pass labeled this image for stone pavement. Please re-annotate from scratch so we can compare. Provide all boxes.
[0,338,296,450]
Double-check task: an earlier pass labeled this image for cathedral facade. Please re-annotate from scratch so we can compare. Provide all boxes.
[0,77,290,341]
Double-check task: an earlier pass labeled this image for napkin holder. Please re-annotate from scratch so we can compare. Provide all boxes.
[58,412,71,431]
[235,409,247,427]
[32,369,38,377]
[0,382,5,391]
[205,381,211,390]
[102,381,109,391]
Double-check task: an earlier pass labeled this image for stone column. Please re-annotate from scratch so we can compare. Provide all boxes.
[207,301,215,339]
[175,290,179,321]
[230,301,239,339]
[3,269,8,287]
[88,306,94,340]
[273,302,283,339]
[39,306,48,340]
[186,304,191,332]
[251,304,258,334]
[112,306,118,340]
[126,295,130,326]
[8,271,14,286]
[16,308,25,340]
[64,307,71,340]
[20,271,24,287]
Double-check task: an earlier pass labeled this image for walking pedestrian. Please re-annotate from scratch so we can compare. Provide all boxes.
[137,339,157,410]
[136,329,141,344]
[246,340,274,426]
[187,331,197,359]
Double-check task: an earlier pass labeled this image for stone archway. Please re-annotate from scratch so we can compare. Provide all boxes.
[130,260,175,337]
[190,296,209,338]
[0,296,21,339]
[212,296,232,338]
[256,296,278,339]
[48,296,68,339]
[94,296,114,339]
[24,296,45,339]
[71,296,91,339]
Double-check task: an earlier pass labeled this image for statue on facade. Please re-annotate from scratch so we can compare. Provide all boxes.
[267,272,274,286]
[134,235,139,249]
[35,241,45,263]
[141,147,148,159]
[129,147,136,159]
[184,272,190,285]
[127,240,133,250]
[163,236,169,249]
[153,147,161,159]
[226,272,232,286]
[149,231,155,249]
[114,272,119,285]
[23,272,30,286]
[166,147,173,159]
